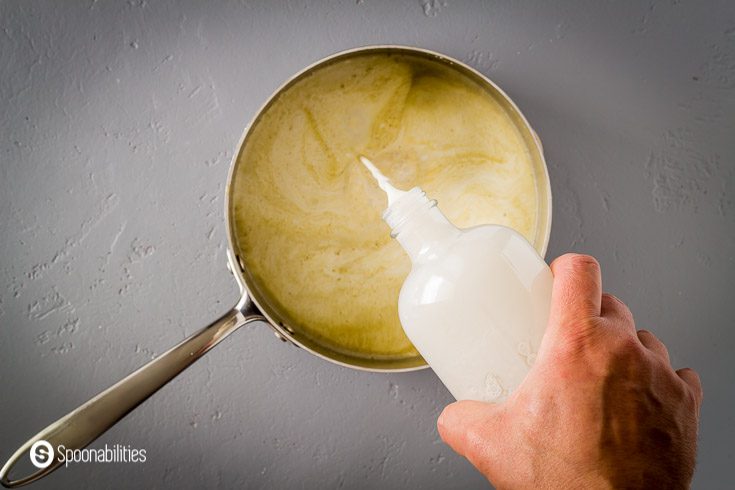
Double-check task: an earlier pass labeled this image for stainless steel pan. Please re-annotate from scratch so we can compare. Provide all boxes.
[0,45,551,487]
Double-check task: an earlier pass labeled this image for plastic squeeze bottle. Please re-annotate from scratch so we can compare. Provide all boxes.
[360,157,553,402]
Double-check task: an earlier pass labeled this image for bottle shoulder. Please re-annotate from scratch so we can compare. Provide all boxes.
[399,224,547,299]
[414,223,527,261]
[459,223,521,240]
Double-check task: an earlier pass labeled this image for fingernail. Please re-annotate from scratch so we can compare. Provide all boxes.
[437,407,450,430]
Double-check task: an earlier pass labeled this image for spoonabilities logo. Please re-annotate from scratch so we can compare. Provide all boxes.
[29,441,54,469]
[27,440,147,469]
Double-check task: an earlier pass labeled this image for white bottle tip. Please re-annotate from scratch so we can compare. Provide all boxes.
[359,156,407,207]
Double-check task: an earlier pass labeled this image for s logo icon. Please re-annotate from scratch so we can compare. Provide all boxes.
[29,441,54,469]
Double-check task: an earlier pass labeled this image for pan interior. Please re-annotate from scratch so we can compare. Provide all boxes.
[228,49,549,370]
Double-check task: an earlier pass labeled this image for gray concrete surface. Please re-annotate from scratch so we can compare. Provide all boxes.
[1,1,733,488]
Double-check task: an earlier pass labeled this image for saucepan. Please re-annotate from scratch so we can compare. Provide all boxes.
[0,45,552,487]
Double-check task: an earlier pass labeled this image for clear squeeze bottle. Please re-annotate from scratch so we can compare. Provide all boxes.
[360,157,553,402]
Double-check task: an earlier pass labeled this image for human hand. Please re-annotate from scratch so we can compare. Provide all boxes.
[437,253,703,489]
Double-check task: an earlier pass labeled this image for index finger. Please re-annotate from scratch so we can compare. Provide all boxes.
[548,254,603,329]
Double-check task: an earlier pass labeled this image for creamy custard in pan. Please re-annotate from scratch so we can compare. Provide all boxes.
[231,54,539,359]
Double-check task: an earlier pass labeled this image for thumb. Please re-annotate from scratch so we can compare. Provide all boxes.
[437,400,501,460]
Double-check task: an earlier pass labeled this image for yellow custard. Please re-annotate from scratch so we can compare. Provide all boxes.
[231,54,539,360]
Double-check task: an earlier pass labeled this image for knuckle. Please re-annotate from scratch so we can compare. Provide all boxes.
[636,329,659,345]
[679,367,701,381]
[615,334,645,360]
[679,367,703,390]
[603,293,632,316]
[556,317,600,350]
[636,329,669,353]
[600,292,616,303]
[552,319,612,368]
[578,297,601,315]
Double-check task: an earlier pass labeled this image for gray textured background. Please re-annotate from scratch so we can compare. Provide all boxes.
[1,1,733,488]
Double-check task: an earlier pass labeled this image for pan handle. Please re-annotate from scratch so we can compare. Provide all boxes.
[0,294,265,488]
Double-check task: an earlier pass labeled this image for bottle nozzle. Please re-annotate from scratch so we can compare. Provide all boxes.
[358,155,436,233]
[359,156,407,207]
